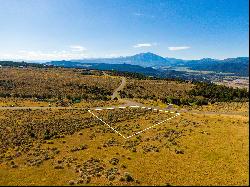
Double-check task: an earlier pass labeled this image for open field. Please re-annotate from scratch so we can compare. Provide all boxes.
[0,108,248,186]
[120,79,194,100]
[0,67,121,101]
[213,76,249,90]
[0,97,124,108]
[91,107,177,138]
[0,67,249,186]
[181,101,249,113]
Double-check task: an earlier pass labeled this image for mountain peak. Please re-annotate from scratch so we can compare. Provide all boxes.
[130,52,167,62]
[137,52,157,56]
[134,52,162,57]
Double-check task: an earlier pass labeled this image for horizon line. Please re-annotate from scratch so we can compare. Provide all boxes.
[0,52,248,62]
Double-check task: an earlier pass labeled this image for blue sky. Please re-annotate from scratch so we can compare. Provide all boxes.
[0,0,249,60]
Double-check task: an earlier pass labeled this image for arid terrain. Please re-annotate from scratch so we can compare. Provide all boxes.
[0,67,249,186]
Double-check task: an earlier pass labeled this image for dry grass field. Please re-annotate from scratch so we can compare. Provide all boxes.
[91,107,176,137]
[120,79,194,100]
[0,67,121,100]
[0,97,124,108]
[0,68,248,186]
[184,101,249,112]
[0,107,248,186]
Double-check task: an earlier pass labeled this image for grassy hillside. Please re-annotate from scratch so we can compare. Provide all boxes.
[0,67,121,101]
[119,79,194,100]
[0,67,248,186]
[119,78,248,105]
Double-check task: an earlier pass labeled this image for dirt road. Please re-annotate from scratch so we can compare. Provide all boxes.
[0,72,247,117]
[1,100,247,117]
[111,76,126,100]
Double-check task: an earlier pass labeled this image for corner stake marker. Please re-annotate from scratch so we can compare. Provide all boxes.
[88,106,181,139]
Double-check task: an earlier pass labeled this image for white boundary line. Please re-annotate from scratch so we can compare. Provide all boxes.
[129,105,140,108]
[106,107,115,110]
[88,106,181,139]
[88,109,126,139]
[118,106,126,109]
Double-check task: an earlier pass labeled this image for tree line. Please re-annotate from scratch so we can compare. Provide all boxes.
[163,82,249,106]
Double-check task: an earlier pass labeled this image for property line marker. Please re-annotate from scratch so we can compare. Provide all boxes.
[88,106,181,139]
[130,105,140,108]
[119,106,126,109]
[88,110,126,139]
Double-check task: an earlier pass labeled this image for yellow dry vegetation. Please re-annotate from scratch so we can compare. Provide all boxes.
[0,107,248,186]
[0,67,121,100]
[0,97,123,108]
[121,79,194,100]
[186,102,249,112]
[0,67,248,186]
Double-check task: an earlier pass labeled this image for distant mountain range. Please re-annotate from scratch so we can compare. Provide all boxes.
[180,57,249,76]
[70,52,184,67]
[45,61,160,77]
[46,52,249,76]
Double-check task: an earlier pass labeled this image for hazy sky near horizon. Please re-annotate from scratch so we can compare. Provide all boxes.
[0,0,249,60]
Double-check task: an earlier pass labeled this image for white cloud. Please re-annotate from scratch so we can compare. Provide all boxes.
[133,43,153,48]
[0,45,89,60]
[70,45,87,52]
[133,12,144,16]
[133,12,155,19]
[168,46,190,51]
[0,50,88,61]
